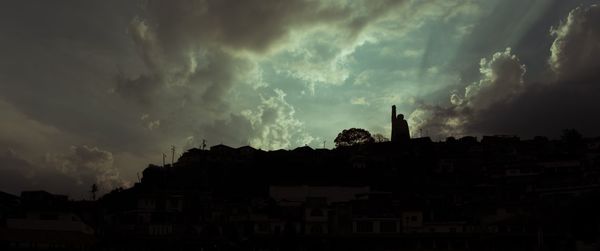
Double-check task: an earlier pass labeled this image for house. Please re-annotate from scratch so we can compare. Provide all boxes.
[0,191,95,250]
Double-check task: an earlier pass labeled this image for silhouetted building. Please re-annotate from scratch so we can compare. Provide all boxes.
[6,109,600,250]
[0,191,95,250]
[391,105,410,143]
[0,191,19,217]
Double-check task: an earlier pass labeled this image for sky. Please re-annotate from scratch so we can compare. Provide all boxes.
[1,0,600,196]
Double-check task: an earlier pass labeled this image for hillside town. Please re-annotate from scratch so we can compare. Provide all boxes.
[1,107,600,250]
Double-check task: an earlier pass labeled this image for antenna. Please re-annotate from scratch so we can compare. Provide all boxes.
[171,145,176,166]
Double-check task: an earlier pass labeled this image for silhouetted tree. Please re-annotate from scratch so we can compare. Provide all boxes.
[373,133,389,143]
[334,128,375,147]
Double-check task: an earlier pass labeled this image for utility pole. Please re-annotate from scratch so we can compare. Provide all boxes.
[162,153,167,167]
[323,140,326,149]
[202,139,207,150]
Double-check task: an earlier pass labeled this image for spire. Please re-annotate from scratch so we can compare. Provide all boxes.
[391,105,397,142]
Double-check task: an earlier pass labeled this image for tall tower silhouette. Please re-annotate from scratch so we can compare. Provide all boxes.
[391,105,410,143]
[391,105,398,142]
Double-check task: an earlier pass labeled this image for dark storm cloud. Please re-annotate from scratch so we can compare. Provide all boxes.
[0,145,123,197]
[116,0,412,150]
[0,0,152,151]
[44,145,122,190]
[410,4,600,139]
[118,0,412,103]
[0,1,154,196]
[0,150,39,195]
[140,0,315,53]
[139,0,408,53]
[6,0,599,197]
[0,0,417,197]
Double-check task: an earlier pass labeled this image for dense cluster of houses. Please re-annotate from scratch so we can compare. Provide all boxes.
[1,134,600,250]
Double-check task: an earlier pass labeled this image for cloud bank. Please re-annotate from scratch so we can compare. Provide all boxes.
[0,145,124,197]
[549,4,600,82]
[2,1,600,196]
[410,4,600,139]
[115,0,416,152]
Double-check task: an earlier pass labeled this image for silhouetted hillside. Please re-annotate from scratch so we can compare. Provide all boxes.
[3,134,600,250]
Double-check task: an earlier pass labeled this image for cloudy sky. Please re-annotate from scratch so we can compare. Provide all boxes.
[1,0,600,196]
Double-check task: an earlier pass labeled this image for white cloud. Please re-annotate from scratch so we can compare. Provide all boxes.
[549,4,600,81]
[402,49,423,58]
[147,120,161,130]
[242,89,313,150]
[456,48,526,109]
[409,48,526,138]
[351,97,370,106]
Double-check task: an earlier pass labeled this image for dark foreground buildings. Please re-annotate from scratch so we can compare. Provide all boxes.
[1,109,600,250]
